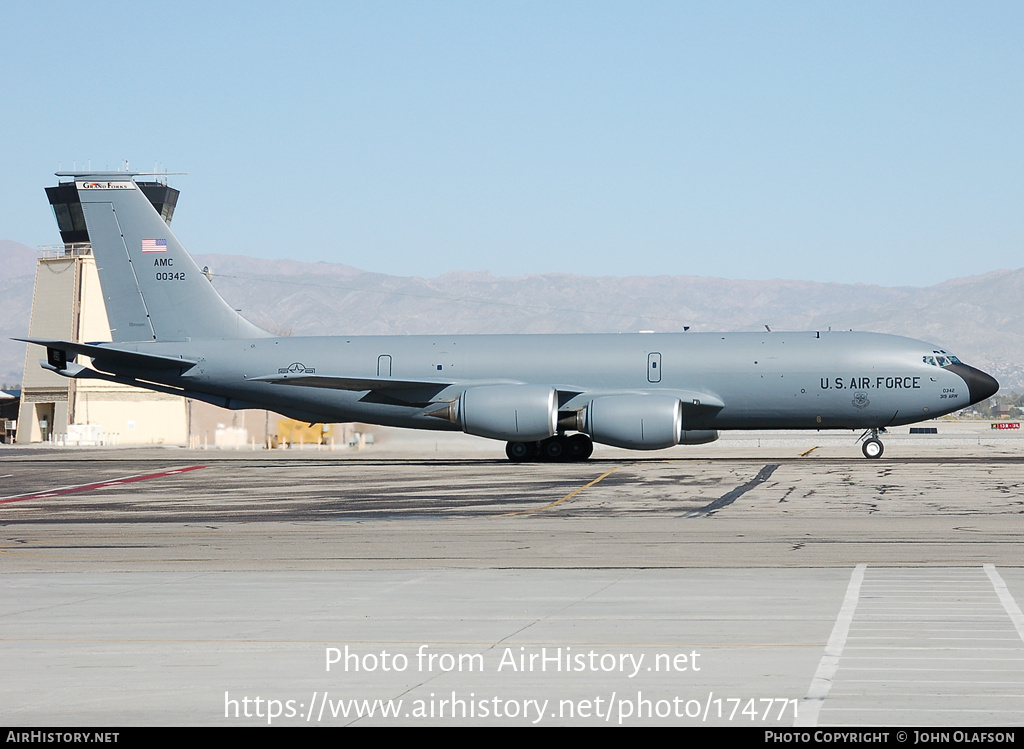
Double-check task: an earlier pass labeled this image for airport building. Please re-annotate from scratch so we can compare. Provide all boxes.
[16,179,189,445]
[15,176,361,450]
[1,389,19,443]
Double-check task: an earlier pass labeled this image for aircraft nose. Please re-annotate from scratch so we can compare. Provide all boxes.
[947,362,999,405]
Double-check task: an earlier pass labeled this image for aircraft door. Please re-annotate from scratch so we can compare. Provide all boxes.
[378,355,392,377]
[648,352,662,383]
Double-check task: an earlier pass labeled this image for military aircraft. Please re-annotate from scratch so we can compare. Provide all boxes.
[25,172,999,461]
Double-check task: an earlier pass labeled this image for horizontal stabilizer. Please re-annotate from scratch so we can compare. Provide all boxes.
[19,338,198,370]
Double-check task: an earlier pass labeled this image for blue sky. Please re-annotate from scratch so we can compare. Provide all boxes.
[2,1,1021,286]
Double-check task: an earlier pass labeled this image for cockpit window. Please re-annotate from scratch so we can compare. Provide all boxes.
[923,350,961,367]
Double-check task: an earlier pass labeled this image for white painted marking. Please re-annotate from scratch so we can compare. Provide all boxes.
[984,564,1024,643]
[796,563,866,727]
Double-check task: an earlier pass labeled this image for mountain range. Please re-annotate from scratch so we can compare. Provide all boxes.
[2,239,1021,392]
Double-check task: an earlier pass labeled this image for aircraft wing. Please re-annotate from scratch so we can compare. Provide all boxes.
[249,373,479,391]
[250,372,724,409]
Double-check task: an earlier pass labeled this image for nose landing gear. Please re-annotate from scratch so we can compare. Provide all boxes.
[858,428,885,459]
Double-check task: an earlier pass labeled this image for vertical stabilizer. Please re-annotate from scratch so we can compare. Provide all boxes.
[67,173,269,342]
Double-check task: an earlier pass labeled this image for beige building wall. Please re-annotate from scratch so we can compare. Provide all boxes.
[15,250,351,449]
[17,255,77,443]
[17,251,188,445]
[187,400,272,449]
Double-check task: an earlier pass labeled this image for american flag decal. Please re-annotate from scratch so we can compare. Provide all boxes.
[141,238,167,253]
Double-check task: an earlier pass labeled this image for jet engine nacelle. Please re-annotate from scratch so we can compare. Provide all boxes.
[453,384,558,441]
[578,394,683,449]
[576,395,720,449]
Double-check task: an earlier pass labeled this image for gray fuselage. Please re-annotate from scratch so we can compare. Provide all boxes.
[114,329,978,432]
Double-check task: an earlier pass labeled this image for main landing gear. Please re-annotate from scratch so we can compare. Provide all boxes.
[858,428,885,459]
[505,434,594,462]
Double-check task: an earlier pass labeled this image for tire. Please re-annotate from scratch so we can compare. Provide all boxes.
[862,438,884,459]
[542,436,566,462]
[506,441,532,462]
[566,434,594,461]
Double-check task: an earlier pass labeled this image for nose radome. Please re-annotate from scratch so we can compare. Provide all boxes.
[947,363,999,405]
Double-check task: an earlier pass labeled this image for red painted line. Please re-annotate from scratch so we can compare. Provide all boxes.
[0,465,207,505]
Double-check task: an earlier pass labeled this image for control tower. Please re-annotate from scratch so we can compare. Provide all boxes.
[16,177,188,445]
